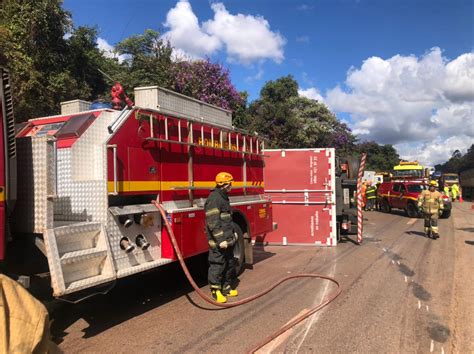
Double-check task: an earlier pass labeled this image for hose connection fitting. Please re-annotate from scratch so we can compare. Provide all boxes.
[135,234,151,250]
[118,215,133,229]
[119,237,135,253]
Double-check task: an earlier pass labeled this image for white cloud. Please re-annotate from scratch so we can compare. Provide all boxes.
[162,0,221,59]
[298,87,325,103]
[320,47,474,165]
[395,135,473,166]
[96,37,128,63]
[162,0,285,64]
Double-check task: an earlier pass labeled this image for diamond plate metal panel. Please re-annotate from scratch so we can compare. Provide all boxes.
[44,222,116,296]
[13,137,53,233]
[54,111,117,224]
[107,210,168,277]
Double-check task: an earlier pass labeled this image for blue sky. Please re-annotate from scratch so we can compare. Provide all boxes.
[63,0,474,165]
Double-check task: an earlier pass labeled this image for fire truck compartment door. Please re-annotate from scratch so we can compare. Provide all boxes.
[128,147,160,194]
[43,222,116,296]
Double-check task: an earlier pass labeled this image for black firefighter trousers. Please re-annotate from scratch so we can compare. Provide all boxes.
[208,245,237,292]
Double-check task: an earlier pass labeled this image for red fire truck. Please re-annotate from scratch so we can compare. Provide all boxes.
[1,69,273,298]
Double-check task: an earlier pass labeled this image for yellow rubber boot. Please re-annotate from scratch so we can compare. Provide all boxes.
[211,290,227,303]
[227,289,238,297]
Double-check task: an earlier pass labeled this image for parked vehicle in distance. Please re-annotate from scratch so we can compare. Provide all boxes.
[460,168,474,200]
[440,173,459,187]
[377,180,451,218]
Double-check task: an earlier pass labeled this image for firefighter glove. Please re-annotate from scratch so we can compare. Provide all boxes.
[208,240,217,250]
[219,240,228,249]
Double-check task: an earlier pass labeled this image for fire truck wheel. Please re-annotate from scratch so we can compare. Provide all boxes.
[381,198,391,213]
[232,223,245,275]
[406,202,418,218]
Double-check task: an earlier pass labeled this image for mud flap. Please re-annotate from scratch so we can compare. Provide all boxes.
[243,232,253,265]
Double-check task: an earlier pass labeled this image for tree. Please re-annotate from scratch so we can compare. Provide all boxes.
[357,141,400,171]
[114,29,174,95]
[436,145,474,173]
[248,75,356,149]
[171,58,242,111]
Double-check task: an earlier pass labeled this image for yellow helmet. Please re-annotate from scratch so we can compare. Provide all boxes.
[429,180,438,187]
[216,172,233,186]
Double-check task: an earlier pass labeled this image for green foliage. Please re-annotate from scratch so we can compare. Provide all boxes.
[435,145,474,173]
[248,76,356,150]
[356,141,400,171]
[114,29,174,94]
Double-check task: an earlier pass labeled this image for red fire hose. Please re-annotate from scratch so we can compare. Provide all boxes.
[153,201,342,352]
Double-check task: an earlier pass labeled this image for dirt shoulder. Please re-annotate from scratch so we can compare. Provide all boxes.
[449,201,474,353]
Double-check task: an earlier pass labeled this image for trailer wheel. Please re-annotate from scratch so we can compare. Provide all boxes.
[381,198,391,213]
[232,223,245,275]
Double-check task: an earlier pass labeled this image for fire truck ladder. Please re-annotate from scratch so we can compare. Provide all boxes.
[143,113,265,194]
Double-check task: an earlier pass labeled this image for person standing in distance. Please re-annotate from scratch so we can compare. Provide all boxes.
[204,172,239,303]
[418,180,444,239]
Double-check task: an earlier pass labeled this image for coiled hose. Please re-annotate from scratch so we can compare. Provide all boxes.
[153,201,342,353]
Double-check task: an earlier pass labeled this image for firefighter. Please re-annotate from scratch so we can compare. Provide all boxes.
[365,181,377,211]
[204,172,239,303]
[417,180,444,239]
[361,181,367,210]
[451,182,459,201]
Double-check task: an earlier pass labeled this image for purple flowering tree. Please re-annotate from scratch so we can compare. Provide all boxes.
[172,59,243,111]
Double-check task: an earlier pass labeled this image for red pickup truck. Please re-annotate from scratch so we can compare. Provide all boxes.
[377,180,451,218]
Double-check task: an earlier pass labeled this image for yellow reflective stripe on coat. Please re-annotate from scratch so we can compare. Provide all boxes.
[213,230,224,238]
[220,212,232,221]
[205,208,220,217]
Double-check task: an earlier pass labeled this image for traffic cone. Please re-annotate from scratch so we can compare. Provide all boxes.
[459,195,463,203]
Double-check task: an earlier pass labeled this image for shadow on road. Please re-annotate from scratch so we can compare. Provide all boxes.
[465,241,474,246]
[458,227,474,232]
[251,245,276,265]
[49,254,210,345]
[338,235,359,245]
[405,231,427,238]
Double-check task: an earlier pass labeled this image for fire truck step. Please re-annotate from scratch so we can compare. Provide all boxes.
[60,249,108,264]
[44,222,116,296]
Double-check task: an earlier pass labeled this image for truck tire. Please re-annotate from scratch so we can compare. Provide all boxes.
[232,223,245,275]
[406,202,418,218]
[346,156,361,180]
[381,198,391,213]
[441,210,451,219]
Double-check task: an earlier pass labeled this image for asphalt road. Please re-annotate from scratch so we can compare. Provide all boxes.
[51,201,474,353]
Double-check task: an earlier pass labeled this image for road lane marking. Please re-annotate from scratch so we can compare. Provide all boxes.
[257,308,310,353]
[383,247,387,252]
[441,346,444,354]
[407,218,418,225]
[430,340,434,352]
[404,276,408,282]
[418,300,421,309]
[397,261,400,265]
[294,255,336,351]
[391,260,395,264]
[426,305,429,312]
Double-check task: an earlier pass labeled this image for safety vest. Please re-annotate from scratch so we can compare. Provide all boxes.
[366,186,377,199]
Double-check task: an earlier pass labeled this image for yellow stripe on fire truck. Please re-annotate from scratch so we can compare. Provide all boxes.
[107,181,264,193]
